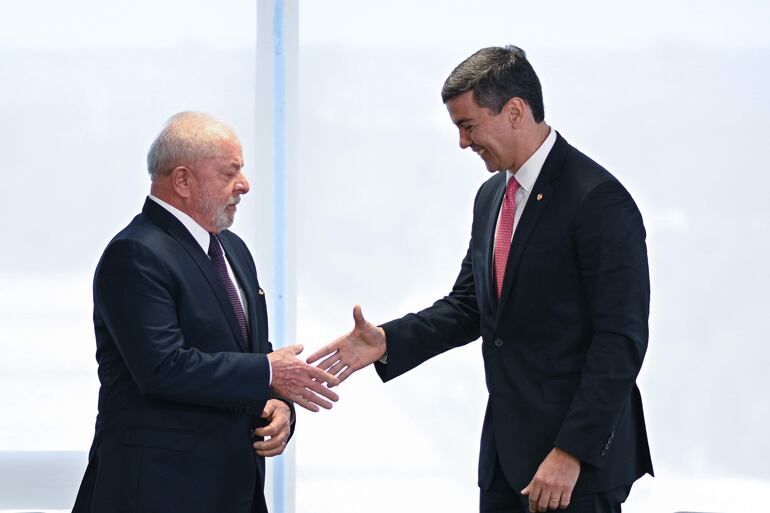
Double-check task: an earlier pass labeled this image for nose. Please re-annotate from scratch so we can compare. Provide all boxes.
[458,128,471,149]
[236,171,250,195]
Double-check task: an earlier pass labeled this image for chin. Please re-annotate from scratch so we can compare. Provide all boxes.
[213,213,235,232]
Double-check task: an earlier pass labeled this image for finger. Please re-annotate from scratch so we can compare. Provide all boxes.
[304,380,340,403]
[261,401,277,419]
[308,365,340,387]
[254,438,287,457]
[306,343,337,364]
[254,409,288,437]
[547,493,561,511]
[332,364,349,378]
[315,352,341,372]
[255,446,284,457]
[303,392,333,410]
[251,436,283,451]
[336,366,356,384]
[253,434,286,452]
[537,490,551,513]
[352,304,367,328]
[253,420,278,437]
[300,388,335,410]
[253,426,276,437]
[253,419,287,437]
[280,343,303,357]
[559,490,571,509]
[293,394,321,412]
[327,360,347,377]
[528,484,542,513]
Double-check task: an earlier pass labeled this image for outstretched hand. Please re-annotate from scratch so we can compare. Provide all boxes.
[268,344,340,412]
[306,305,387,385]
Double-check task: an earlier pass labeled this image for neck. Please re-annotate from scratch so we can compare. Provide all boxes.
[510,122,551,173]
[150,183,188,213]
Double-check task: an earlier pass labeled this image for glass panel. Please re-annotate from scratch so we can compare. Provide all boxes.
[0,1,257,508]
[295,2,770,513]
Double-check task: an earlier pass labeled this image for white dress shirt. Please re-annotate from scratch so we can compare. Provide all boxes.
[495,128,557,241]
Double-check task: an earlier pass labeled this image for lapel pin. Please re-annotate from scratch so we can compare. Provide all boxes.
[536,193,544,201]
[258,289,264,296]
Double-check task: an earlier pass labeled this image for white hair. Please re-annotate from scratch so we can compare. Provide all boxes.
[146,111,236,179]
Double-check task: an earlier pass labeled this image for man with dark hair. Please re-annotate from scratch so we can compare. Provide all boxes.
[309,46,653,512]
[73,112,340,513]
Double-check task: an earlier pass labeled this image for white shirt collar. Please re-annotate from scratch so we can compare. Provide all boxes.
[148,194,211,254]
[506,127,557,190]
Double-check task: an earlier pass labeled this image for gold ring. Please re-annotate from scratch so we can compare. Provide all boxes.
[551,499,560,502]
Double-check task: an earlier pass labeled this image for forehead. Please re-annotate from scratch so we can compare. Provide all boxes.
[212,136,244,163]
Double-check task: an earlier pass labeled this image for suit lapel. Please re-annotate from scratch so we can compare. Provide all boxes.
[142,199,247,352]
[495,135,566,322]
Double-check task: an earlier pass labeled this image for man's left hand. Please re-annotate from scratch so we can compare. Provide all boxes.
[252,399,292,457]
[521,447,581,512]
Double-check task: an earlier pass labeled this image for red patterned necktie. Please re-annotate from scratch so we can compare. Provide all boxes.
[208,233,250,346]
[494,177,520,300]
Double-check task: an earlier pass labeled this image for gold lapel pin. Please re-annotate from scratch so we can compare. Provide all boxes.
[536,193,544,201]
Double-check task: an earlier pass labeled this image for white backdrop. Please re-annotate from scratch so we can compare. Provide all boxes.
[1,1,768,512]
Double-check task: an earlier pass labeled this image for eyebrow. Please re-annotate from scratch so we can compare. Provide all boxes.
[453,117,472,127]
[221,160,244,173]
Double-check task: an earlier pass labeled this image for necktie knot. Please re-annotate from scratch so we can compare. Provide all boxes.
[208,233,223,258]
[507,176,521,196]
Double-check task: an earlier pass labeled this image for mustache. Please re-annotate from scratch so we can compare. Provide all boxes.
[227,196,241,207]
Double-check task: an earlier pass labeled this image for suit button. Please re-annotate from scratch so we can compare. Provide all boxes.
[493,339,504,347]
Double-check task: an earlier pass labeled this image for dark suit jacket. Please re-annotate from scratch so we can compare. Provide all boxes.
[73,198,292,513]
[376,133,653,494]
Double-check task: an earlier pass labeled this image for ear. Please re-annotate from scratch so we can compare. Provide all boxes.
[170,166,193,198]
[505,97,526,128]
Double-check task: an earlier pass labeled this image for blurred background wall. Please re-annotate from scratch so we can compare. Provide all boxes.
[1,1,768,511]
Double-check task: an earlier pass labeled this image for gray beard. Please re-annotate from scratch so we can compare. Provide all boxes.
[199,196,236,232]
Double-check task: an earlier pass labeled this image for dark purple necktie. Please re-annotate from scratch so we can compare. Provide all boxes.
[208,233,249,346]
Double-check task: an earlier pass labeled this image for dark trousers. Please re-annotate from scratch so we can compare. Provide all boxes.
[480,457,631,513]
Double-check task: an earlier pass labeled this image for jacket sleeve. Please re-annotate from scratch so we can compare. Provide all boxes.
[553,179,650,467]
[95,238,271,415]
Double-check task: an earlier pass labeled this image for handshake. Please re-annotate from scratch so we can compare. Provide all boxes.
[266,305,385,412]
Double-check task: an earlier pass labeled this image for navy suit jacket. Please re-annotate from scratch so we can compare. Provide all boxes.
[376,133,653,494]
[73,198,292,513]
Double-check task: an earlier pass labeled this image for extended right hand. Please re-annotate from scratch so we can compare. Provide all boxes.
[268,344,340,412]
[306,305,387,385]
